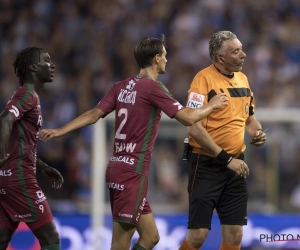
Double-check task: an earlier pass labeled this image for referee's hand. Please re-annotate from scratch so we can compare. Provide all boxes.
[227,159,249,178]
[250,129,267,147]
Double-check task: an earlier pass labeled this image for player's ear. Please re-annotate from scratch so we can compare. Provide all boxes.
[29,64,38,72]
[154,54,160,64]
[217,55,223,63]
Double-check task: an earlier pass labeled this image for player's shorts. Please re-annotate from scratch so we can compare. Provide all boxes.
[106,165,152,226]
[187,153,248,230]
[0,182,53,231]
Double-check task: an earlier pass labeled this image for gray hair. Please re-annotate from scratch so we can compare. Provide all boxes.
[209,31,237,62]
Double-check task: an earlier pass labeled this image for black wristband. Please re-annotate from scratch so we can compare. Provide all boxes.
[216,149,233,165]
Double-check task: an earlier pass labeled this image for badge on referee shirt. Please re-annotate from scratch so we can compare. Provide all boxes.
[245,103,249,114]
[187,92,205,108]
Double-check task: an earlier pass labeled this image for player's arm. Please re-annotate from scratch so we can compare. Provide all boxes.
[0,110,14,168]
[39,108,104,142]
[37,158,64,189]
[188,122,249,177]
[174,93,228,126]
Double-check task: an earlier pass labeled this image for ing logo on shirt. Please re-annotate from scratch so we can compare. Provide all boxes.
[192,93,201,102]
[187,92,205,108]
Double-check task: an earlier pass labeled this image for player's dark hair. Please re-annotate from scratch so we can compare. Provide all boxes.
[209,31,237,62]
[134,34,166,69]
[13,47,46,85]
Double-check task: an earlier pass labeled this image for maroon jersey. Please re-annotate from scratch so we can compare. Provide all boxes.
[1,83,42,186]
[97,75,184,176]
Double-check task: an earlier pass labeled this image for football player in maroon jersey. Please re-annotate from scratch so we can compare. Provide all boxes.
[0,47,63,250]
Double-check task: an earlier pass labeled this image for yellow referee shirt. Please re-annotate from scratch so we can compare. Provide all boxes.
[187,64,254,157]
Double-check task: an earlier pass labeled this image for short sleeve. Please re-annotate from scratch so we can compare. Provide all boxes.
[186,74,209,109]
[5,87,36,121]
[96,84,117,115]
[150,81,184,118]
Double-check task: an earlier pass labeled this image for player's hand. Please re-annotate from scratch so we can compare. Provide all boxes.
[41,166,64,189]
[209,93,229,110]
[39,129,59,142]
[250,129,267,147]
[227,158,249,178]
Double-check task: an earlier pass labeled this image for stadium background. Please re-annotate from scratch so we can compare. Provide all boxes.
[1,0,300,249]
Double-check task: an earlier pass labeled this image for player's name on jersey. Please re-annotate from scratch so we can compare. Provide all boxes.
[117,89,137,105]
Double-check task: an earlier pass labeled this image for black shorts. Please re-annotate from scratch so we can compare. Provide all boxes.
[187,153,248,230]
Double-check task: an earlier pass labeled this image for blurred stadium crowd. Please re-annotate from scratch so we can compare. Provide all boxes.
[1,0,300,214]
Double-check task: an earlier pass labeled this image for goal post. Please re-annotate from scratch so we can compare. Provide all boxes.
[91,113,112,249]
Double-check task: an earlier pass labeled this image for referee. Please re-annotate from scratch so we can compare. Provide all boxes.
[179,31,267,250]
